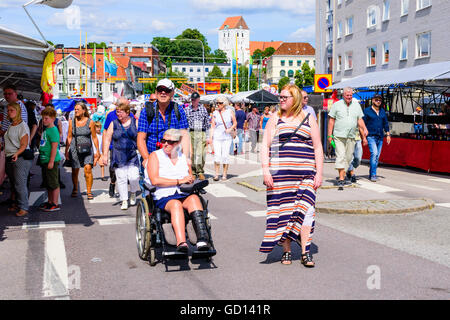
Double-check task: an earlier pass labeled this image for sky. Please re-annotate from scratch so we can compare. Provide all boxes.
[0,0,316,50]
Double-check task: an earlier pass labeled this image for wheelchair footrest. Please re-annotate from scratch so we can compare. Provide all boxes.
[191,249,216,260]
[162,250,188,260]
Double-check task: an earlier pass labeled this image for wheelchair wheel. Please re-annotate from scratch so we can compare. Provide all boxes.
[136,198,151,260]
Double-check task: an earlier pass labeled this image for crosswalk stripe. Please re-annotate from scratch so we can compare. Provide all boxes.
[405,183,442,191]
[29,191,61,206]
[436,203,450,208]
[429,178,450,184]
[246,210,266,217]
[96,217,135,225]
[357,180,403,193]
[22,221,66,230]
[42,230,69,299]
[204,183,247,198]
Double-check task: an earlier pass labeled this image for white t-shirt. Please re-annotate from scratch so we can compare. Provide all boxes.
[213,109,233,141]
[4,121,30,157]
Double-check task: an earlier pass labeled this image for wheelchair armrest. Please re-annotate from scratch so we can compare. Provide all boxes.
[179,179,209,194]
[144,183,156,193]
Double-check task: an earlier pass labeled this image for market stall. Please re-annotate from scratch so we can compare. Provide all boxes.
[329,60,450,173]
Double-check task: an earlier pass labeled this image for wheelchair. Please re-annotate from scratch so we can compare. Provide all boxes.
[135,179,216,266]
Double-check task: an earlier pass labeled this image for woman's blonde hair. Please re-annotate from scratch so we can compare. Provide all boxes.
[7,102,22,123]
[116,101,130,115]
[163,128,182,142]
[215,95,229,107]
[278,84,304,118]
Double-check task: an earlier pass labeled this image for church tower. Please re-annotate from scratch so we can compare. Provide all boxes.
[218,16,250,64]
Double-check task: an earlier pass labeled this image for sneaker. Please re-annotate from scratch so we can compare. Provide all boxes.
[337,180,345,191]
[370,176,378,182]
[121,200,128,210]
[39,201,51,211]
[351,175,357,183]
[44,203,61,212]
[196,241,209,251]
[346,171,352,180]
[129,193,136,206]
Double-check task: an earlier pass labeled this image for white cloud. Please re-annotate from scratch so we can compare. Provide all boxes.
[150,20,176,32]
[190,0,315,15]
[288,24,316,43]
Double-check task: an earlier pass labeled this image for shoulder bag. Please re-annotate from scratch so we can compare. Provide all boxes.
[219,110,237,139]
[73,117,92,155]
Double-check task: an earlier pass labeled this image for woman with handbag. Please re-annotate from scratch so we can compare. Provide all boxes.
[102,102,140,210]
[260,84,323,267]
[65,102,100,200]
[4,102,33,217]
[207,95,237,181]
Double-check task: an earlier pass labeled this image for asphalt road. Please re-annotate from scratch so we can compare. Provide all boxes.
[0,142,449,300]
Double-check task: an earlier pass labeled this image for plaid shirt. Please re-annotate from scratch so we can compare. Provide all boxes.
[137,101,189,153]
[184,104,210,131]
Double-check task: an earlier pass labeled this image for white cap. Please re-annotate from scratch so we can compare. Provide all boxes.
[156,78,174,90]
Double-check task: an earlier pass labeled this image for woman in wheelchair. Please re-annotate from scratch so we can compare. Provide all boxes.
[147,129,210,253]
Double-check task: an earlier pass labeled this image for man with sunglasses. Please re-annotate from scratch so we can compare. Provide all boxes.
[184,92,210,180]
[137,79,190,171]
[363,94,391,182]
[301,90,317,121]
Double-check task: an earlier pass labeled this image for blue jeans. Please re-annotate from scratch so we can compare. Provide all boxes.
[236,129,244,154]
[367,136,384,178]
[414,123,422,134]
[348,140,362,172]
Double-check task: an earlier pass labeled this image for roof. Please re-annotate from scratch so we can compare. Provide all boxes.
[0,26,51,97]
[219,16,249,30]
[273,42,315,56]
[249,41,283,55]
[329,60,450,89]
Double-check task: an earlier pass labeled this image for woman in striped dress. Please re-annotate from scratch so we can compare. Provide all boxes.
[260,84,323,267]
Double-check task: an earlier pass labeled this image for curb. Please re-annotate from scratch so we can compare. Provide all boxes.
[316,198,435,214]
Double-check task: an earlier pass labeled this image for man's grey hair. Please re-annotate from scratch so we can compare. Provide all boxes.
[343,87,354,94]
[163,128,182,142]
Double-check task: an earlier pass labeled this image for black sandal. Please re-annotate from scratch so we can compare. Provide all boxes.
[87,192,94,200]
[301,252,315,268]
[176,242,188,253]
[281,252,292,265]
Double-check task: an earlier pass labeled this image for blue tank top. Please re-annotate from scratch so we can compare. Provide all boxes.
[262,116,270,130]
[111,118,139,168]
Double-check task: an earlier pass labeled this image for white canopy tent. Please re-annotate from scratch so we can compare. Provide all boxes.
[199,94,232,105]
[0,26,51,99]
[329,61,450,90]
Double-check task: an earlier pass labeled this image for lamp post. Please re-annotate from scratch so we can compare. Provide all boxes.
[170,38,205,95]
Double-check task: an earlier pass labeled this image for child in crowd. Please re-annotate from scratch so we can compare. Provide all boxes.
[93,121,106,181]
[39,107,61,212]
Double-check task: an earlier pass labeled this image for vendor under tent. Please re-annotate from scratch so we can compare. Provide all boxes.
[328,60,450,173]
[0,26,51,100]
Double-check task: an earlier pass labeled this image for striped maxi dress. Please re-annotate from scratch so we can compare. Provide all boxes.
[259,117,316,253]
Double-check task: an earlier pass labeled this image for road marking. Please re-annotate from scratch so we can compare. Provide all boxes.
[237,169,263,179]
[208,213,218,220]
[96,217,135,226]
[204,183,247,198]
[404,183,442,191]
[42,230,70,299]
[246,210,266,217]
[29,191,61,207]
[357,180,403,193]
[429,178,450,184]
[86,189,117,203]
[23,221,66,230]
[436,203,450,208]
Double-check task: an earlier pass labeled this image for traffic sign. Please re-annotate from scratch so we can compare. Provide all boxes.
[314,74,332,93]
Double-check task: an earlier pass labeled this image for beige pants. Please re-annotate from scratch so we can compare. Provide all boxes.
[334,137,356,170]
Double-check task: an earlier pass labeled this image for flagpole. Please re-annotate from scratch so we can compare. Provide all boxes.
[85,32,88,97]
[79,29,82,94]
[93,43,97,98]
[230,57,233,94]
[248,59,250,91]
[235,35,239,93]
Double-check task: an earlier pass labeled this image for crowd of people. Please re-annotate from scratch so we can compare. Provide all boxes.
[0,80,397,267]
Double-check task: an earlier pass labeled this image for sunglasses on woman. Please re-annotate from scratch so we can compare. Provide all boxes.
[161,138,178,145]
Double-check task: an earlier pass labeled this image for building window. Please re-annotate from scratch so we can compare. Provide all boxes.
[345,52,353,70]
[280,70,286,77]
[189,77,193,82]
[367,46,377,66]
[174,67,178,72]
[197,68,201,73]
[281,60,285,66]
[337,21,342,39]
[367,6,377,28]
[197,78,201,82]
[96,83,102,92]
[305,60,310,65]
[346,16,353,35]
[120,47,124,52]
[400,37,408,60]
[190,68,193,72]
[205,67,209,73]
[416,32,431,58]
[288,60,293,67]
[288,70,294,78]
[82,68,86,76]
[128,46,132,52]
[69,83,75,92]
[182,67,186,72]
[58,83,63,91]
[401,0,409,15]
[110,83,115,92]
[143,47,148,53]
[68,68,75,76]
[383,0,390,21]
[417,0,431,11]
[112,47,117,52]
[337,55,342,72]
[297,60,302,67]
[383,42,390,64]
[58,68,63,76]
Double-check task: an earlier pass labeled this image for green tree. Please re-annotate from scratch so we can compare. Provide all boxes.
[294,63,315,88]
[252,49,264,63]
[278,76,291,92]
[87,42,108,49]
[262,47,275,58]
[206,65,224,83]
[207,49,228,63]
[294,70,304,88]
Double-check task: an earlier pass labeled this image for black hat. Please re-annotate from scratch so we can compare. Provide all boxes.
[191,92,200,100]
[373,94,383,100]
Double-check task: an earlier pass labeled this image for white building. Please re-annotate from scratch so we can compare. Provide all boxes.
[218,16,250,65]
[172,62,232,84]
